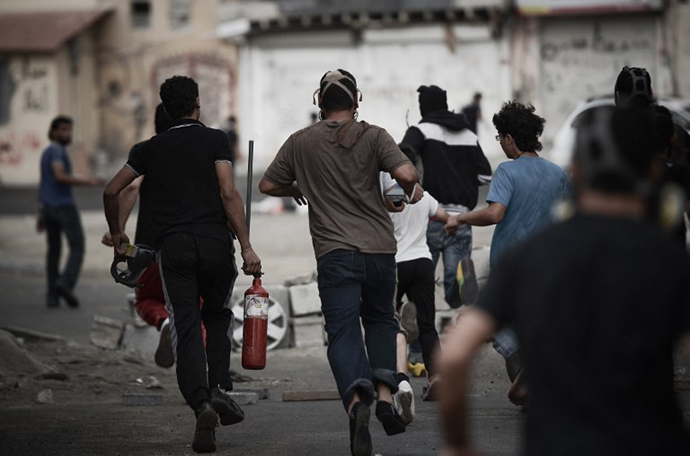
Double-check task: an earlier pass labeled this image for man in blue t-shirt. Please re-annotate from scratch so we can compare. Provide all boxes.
[445,101,570,404]
[37,116,103,308]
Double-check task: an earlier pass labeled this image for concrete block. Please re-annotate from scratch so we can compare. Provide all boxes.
[120,324,160,360]
[291,315,325,348]
[122,392,163,406]
[90,316,124,350]
[228,391,258,405]
[288,282,321,317]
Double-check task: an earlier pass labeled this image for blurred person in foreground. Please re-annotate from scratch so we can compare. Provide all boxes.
[104,76,260,453]
[445,101,570,404]
[101,103,185,368]
[259,69,421,456]
[437,107,690,456]
[37,115,104,308]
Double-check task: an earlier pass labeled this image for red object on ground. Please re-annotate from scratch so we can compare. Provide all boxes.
[242,275,269,370]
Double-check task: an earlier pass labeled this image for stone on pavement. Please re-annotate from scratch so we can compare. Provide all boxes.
[0,329,56,377]
[229,391,258,405]
[35,389,54,404]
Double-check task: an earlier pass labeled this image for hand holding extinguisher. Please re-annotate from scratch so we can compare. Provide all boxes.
[241,140,269,370]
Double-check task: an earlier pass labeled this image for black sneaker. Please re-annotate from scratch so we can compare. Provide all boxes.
[192,402,218,453]
[211,388,245,426]
[349,402,372,456]
[55,284,79,308]
[375,401,406,436]
[154,319,174,368]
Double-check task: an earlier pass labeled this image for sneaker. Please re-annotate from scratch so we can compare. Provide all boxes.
[457,259,478,304]
[55,284,79,308]
[407,361,427,377]
[393,380,415,425]
[375,401,406,436]
[154,319,174,368]
[192,402,218,453]
[349,402,373,456]
[211,388,245,426]
[399,302,418,344]
[421,375,440,402]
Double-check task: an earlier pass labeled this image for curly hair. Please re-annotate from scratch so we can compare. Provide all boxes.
[492,101,545,152]
[159,75,199,120]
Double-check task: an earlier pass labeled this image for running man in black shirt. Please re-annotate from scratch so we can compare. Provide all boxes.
[436,107,690,455]
[104,76,260,453]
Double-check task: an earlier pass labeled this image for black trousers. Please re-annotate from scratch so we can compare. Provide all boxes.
[396,258,439,376]
[159,232,238,411]
[43,205,85,298]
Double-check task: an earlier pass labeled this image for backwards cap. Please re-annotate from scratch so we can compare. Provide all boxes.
[313,69,362,105]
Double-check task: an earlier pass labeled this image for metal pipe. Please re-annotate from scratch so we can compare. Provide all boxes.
[246,139,254,237]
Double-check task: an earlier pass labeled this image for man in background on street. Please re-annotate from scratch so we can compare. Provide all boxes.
[37,116,104,308]
[461,92,482,135]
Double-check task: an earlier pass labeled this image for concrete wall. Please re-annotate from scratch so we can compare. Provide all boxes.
[239,24,511,171]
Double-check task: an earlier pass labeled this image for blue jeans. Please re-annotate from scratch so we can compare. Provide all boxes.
[493,327,519,360]
[43,205,85,299]
[317,249,399,410]
[426,220,472,308]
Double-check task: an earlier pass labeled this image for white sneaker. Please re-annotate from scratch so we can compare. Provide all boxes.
[393,380,415,425]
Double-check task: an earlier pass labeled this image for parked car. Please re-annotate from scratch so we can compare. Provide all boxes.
[549,96,690,169]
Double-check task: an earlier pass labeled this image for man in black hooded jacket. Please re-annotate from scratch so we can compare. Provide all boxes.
[401,85,492,310]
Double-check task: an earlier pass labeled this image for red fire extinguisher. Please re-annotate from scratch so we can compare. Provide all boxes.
[242,274,269,369]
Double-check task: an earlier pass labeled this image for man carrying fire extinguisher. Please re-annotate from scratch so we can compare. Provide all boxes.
[104,75,261,454]
[260,69,422,456]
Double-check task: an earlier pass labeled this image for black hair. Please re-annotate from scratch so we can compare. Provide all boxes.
[320,69,357,112]
[48,115,72,140]
[159,75,199,120]
[492,101,545,152]
[398,143,417,163]
[614,67,652,108]
[154,103,174,134]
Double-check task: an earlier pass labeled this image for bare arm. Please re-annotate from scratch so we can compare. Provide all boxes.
[434,206,450,223]
[217,162,261,275]
[101,177,142,247]
[52,161,104,186]
[390,163,423,203]
[437,307,497,454]
[258,177,307,205]
[103,166,138,254]
[445,202,506,235]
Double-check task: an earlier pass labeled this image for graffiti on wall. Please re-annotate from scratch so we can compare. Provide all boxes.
[0,129,42,166]
[539,17,656,138]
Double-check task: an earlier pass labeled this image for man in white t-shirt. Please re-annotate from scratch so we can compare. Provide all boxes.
[381,145,449,403]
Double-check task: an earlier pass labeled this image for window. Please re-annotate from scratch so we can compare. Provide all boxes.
[131,1,151,29]
[171,0,191,30]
